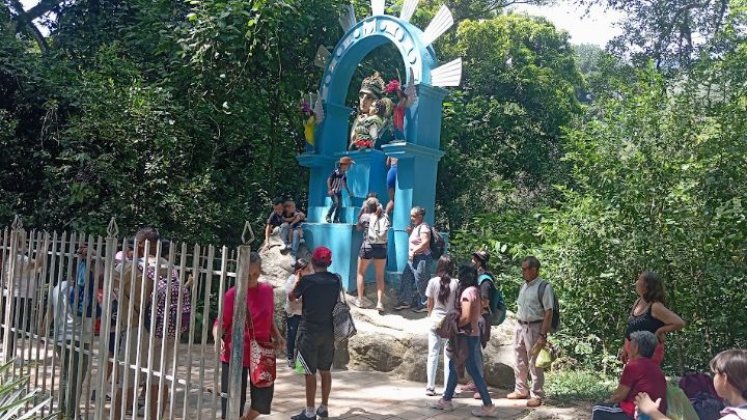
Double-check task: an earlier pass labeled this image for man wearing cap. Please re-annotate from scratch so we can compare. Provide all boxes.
[290,247,341,420]
[326,157,354,224]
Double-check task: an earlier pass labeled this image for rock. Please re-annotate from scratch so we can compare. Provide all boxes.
[265,254,516,389]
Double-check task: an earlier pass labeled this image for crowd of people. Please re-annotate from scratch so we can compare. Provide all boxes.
[2,203,744,420]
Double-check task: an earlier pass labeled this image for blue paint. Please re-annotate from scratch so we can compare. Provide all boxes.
[298,14,448,291]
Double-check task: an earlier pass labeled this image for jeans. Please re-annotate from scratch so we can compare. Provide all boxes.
[55,342,90,419]
[326,192,342,222]
[286,314,302,361]
[427,327,451,391]
[397,254,432,307]
[279,224,301,256]
[443,336,492,407]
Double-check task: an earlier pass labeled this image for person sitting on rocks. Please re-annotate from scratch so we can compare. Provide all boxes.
[281,197,306,262]
[591,330,668,420]
[262,197,286,250]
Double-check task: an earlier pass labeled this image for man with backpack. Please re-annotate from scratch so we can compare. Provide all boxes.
[394,206,438,313]
[112,227,190,420]
[508,256,558,408]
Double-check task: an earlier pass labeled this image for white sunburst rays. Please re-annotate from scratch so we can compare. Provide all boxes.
[371,0,385,16]
[422,4,454,47]
[430,58,463,87]
[399,0,419,22]
[339,3,357,32]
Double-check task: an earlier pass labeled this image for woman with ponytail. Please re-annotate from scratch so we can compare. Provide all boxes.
[424,255,458,396]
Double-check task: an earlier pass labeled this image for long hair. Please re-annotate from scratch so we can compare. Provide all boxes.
[435,255,455,305]
[639,271,666,304]
[455,264,478,308]
[710,349,747,399]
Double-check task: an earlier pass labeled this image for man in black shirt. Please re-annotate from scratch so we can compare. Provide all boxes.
[290,247,340,420]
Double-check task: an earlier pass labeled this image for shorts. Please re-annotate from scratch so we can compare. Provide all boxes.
[359,243,387,260]
[386,165,398,190]
[296,327,335,374]
[117,329,176,388]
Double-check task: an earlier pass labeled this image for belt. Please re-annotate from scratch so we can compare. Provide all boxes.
[517,319,543,325]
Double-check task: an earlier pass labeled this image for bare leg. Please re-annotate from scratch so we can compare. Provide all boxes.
[386,188,395,215]
[320,370,332,406]
[147,385,169,418]
[241,410,261,420]
[113,387,134,420]
[305,374,317,409]
[357,258,371,303]
[374,259,386,305]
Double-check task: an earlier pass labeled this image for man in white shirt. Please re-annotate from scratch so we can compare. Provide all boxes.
[508,256,555,408]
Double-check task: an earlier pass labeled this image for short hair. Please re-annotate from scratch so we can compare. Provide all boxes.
[365,197,380,213]
[135,227,160,245]
[284,197,295,204]
[523,256,541,270]
[294,258,310,272]
[411,206,426,217]
[629,331,658,359]
[272,197,284,206]
[366,192,378,199]
[639,271,666,304]
[710,349,747,398]
[249,251,262,267]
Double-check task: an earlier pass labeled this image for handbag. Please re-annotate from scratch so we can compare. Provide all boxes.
[332,275,357,341]
[245,291,276,388]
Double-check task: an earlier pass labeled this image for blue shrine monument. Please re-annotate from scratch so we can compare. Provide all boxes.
[298,0,462,291]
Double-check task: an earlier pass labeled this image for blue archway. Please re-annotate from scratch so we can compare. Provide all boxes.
[297,3,461,289]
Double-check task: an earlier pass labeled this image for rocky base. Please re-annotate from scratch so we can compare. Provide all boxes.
[260,235,516,389]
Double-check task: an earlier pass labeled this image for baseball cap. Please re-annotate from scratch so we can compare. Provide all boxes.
[311,246,332,266]
[472,250,490,264]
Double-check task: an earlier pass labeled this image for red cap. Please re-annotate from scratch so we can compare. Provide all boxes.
[311,246,332,266]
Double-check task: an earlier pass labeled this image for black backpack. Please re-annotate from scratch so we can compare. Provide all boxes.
[478,273,506,326]
[537,280,560,333]
[418,224,445,259]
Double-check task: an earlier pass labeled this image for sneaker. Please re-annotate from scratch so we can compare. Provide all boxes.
[325,216,332,224]
[291,410,316,420]
[353,298,366,309]
[392,302,410,310]
[457,382,477,393]
[299,238,306,245]
[411,305,428,313]
[506,391,529,400]
[425,388,437,396]
[431,398,454,411]
[287,359,295,368]
[527,397,542,407]
[376,302,385,313]
[316,406,329,418]
[471,405,498,417]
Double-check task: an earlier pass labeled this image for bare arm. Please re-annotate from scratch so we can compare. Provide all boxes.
[651,302,686,340]
[635,392,670,420]
[263,224,272,246]
[427,296,434,315]
[607,383,632,404]
[409,228,430,256]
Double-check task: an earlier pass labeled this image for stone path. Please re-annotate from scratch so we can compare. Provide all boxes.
[264,365,589,420]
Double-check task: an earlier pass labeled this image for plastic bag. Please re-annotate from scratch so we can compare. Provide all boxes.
[535,347,554,369]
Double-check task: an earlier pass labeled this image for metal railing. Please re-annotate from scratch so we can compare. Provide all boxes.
[0,216,252,419]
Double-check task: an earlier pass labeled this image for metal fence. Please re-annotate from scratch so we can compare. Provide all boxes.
[0,217,252,419]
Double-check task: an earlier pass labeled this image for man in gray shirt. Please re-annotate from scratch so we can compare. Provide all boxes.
[508,256,555,408]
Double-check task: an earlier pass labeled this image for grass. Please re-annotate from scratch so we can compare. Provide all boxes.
[545,369,617,406]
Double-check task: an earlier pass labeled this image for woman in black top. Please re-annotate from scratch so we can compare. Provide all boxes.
[620,271,686,365]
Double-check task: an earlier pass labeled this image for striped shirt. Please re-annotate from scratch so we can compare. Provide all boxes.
[328,169,347,194]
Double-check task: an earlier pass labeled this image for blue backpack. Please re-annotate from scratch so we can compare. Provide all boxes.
[69,260,101,318]
[478,273,506,326]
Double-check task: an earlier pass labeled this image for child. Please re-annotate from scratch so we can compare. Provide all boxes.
[634,349,747,420]
[326,156,354,224]
[282,198,306,254]
[262,197,286,250]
